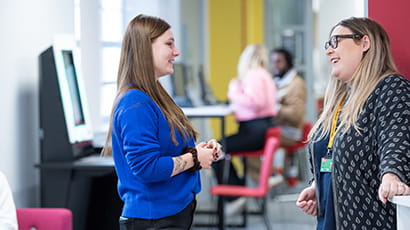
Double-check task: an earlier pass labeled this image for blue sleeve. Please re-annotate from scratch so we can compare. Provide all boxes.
[117,100,174,183]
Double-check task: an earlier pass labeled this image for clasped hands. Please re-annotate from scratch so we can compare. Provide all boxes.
[195,139,222,170]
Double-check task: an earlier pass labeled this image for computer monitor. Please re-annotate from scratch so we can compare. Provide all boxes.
[172,63,187,97]
[39,36,94,161]
[197,65,219,105]
[53,38,93,144]
[171,63,193,107]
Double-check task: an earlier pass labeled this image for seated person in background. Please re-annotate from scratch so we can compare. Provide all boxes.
[247,48,306,186]
[271,48,307,146]
[0,171,18,230]
[213,44,277,216]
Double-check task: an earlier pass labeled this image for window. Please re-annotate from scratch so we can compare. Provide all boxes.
[100,0,123,120]
[75,0,205,136]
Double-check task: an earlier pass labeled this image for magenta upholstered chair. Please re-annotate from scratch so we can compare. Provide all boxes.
[16,208,72,230]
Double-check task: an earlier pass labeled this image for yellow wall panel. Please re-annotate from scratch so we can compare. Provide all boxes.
[208,0,242,101]
[208,0,265,140]
[246,0,264,44]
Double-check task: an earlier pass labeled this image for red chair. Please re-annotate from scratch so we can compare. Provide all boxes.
[16,208,72,230]
[281,122,312,186]
[281,122,311,154]
[210,127,281,230]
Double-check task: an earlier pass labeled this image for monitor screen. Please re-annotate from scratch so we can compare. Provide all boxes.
[170,63,193,107]
[171,63,187,97]
[61,50,86,126]
[53,37,93,144]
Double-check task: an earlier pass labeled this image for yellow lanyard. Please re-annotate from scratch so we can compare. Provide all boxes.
[327,95,346,150]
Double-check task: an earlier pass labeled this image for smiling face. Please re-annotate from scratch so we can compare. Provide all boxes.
[326,25,369,82]
[152,29,180,78]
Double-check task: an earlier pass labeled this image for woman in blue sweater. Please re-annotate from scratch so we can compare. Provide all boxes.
[102,14,221,230]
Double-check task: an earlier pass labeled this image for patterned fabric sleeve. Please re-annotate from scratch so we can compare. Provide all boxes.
[376,75,410,185]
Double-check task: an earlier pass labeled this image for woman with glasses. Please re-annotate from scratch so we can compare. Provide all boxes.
[296,17,410,230]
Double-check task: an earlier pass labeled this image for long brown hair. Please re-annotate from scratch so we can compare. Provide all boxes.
[309,17,398,141]
[102,14,197,156]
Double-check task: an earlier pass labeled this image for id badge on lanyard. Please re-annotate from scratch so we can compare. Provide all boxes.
[320,151,333,173]
[321,95,345,173]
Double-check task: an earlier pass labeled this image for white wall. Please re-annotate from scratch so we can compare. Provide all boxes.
[79,0,101,135]
[0,0,74,207]
[313,0,366,96]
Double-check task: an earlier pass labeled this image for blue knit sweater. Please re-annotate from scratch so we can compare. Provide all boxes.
[112,89,200,219]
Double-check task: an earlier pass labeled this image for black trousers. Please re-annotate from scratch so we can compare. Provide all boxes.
[224,117,276,153]
[119,198,196,230]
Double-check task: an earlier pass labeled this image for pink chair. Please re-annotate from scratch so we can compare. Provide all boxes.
[16,208,72,230]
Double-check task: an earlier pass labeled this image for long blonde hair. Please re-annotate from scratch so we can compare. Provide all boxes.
[237,44,268,79]
[102,14,197,156]
[309,17,398,141]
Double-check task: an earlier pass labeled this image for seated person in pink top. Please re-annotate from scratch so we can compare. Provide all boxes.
[226,44,277,153]
[212,44,277,215]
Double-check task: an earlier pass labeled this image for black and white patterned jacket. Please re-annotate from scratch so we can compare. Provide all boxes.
[309,74,410,230]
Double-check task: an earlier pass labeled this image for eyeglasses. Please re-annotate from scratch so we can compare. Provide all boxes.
[324,34,364,50]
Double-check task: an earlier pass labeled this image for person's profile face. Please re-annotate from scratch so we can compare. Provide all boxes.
[325,25,366,82]
[152,29,180,78]
[271,53,288,76]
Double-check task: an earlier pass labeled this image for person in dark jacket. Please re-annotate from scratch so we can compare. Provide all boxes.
[296,17,410,230]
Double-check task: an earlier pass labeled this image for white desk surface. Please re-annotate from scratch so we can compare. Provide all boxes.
[391,195,410,230]
[181,104,232,117]
[391,195,410,207]
[75,155,114,166]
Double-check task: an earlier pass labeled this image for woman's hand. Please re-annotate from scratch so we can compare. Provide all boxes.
[378,173,410,204]
[206,139,222,161]
[296,183,317,216]
[195,142,215,170]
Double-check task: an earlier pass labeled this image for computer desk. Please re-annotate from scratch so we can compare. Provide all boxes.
[181,104,232,141]
[36,156,119,230]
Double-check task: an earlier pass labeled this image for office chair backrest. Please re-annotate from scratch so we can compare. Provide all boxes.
[16,208,72,230]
